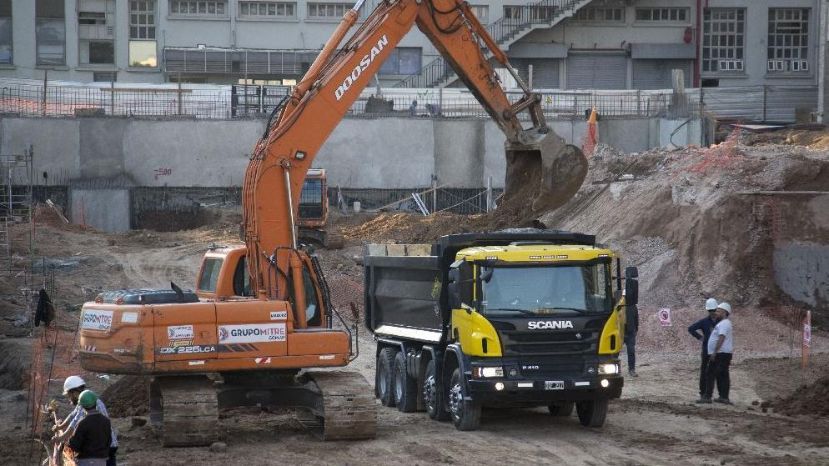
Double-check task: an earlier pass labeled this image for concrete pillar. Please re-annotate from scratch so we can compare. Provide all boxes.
[11,0,36,78]
[819,0,828,123]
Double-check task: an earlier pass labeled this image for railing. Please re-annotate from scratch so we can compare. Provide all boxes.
[394,0,587,87]
[0,78,817,122]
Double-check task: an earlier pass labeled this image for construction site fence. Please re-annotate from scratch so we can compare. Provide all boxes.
[0,77,814,122]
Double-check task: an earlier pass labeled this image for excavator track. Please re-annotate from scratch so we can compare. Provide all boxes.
[304,371,377,440]
[155,376,219,447]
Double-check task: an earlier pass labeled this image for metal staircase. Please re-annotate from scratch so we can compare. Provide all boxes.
[0,148,33,277]
[394,0,593,88]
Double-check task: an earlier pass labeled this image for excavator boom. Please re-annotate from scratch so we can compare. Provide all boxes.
[244,0,588,303]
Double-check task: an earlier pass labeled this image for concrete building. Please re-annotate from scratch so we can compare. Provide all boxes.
[0,0,823,90]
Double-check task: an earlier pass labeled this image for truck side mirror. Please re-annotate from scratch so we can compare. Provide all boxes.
[448,260,474,309]
[625,274,639,307]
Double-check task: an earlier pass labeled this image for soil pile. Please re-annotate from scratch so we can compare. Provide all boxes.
[770,376,829,417]
[0,339,30,390]
[101,375,150,418]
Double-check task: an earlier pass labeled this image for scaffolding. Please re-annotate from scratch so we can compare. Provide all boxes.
[0,146,38,308]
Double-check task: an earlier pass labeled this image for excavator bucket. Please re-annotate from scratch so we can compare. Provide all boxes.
[503,132,589,214]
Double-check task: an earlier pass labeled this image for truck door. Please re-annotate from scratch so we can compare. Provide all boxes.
[153,302,218,362]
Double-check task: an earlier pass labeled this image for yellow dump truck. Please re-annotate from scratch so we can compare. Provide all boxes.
[364,231,638,430]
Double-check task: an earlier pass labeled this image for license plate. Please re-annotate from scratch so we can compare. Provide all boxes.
[544,381,565,390]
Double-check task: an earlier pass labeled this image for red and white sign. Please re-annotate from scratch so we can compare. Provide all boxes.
[167,325,194,340]
[803,312,812,348]
[255,357,272,364]
[82,309,113,331]
[658,308,672,327]
[218,323,286,343]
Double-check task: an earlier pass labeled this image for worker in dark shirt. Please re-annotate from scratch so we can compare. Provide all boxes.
[68,390,112,466]
[688,298,718,402]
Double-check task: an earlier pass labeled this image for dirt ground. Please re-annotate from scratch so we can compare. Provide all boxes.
[1,134,828,465]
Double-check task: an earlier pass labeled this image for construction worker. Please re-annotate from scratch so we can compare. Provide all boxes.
[689,298,719,401]
[699,302,734,404]
[67,390,112,466]
[54,376,119,465]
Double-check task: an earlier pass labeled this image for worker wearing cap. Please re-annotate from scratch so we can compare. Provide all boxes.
[54,376,119,466]
[67,390,112,466]
[699,302,734,404]
[689,298,719,401]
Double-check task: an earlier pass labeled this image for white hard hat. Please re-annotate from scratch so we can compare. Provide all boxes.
[705,298,718,311]
[717,302,732,315]
[63,375,86,395]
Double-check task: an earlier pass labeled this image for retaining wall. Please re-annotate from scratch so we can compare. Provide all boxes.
[0,116,701,190]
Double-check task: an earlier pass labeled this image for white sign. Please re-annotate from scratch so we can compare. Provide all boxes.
[658,308,672,327]
[167,325,194,340]
[121,312,138,324]
[804,324,811,348]
[270,311,288,321]
[82,309,114,331]
[218,323,286,343]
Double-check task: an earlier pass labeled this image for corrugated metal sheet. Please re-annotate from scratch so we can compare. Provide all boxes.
[632,60,692,90]
[689,86,818,122]
[513,58,560,89]
[566,53,626,90]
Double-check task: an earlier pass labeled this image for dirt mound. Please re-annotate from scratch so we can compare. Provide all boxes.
[538,142,829,313]
[770,376,829,417]
[101,375,149,418]
[0,339,30,390]
[340,212,487,244]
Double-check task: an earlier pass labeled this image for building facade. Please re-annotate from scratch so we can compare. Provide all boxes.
[0,0,823,90]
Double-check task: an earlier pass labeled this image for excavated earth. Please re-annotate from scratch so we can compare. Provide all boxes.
[1,135,828,465]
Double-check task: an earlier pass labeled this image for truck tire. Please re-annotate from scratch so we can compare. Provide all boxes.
[393,351,417,412]
[423,360,450,421]
[448,368,481,431]
[548,401,574,417]
[376,347,397,407]
[576,399,608,427]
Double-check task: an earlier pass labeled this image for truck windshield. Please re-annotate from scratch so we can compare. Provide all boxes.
[480,263,610,316]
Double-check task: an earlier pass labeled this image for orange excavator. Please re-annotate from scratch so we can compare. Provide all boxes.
[77,0,588,446]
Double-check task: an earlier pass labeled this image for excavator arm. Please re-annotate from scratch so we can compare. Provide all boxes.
[242,0,588,307]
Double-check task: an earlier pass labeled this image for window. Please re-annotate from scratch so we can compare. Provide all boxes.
[635,8,689,22]
[93,71,117,82]
[469,4,488,24]
[36,0,65,66]
[169,0,226,16]
[702,8,745,73]
[307,2,349,19]
[0,0,11,64]
[129,0,157,67]
[767,8,810,73]
[198,258,223,292]
[239,1,296,18]
[574,7,624,22]
[378,47,421,75]
[79,0,115,65]
[503,5,555,22]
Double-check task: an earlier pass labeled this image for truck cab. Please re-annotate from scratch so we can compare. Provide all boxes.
[365,231,638,430]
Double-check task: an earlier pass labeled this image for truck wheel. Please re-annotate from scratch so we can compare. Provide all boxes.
[448,368,481,431]
[576,399,608,427]
[423,360,449,421]
[376,348,397,407]
[548,402,574,417]
[393,351,417,412]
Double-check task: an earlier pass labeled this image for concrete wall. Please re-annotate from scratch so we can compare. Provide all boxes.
[70,188,131,233]
[0,115,701,190]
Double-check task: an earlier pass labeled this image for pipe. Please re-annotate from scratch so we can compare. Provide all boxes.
[292,8,360,99]
[282,163,298,250]
[695,0,703,87]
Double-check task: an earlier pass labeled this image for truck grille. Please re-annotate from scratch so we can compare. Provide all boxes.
[494,319,605,357]
[501,331,596,356]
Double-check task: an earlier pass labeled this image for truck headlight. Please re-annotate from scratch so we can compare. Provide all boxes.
[598,363,619,375]
[473,366,504,378]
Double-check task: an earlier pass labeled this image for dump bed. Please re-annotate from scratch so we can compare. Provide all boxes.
[363,231,597,344]
[363,243,445,344]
